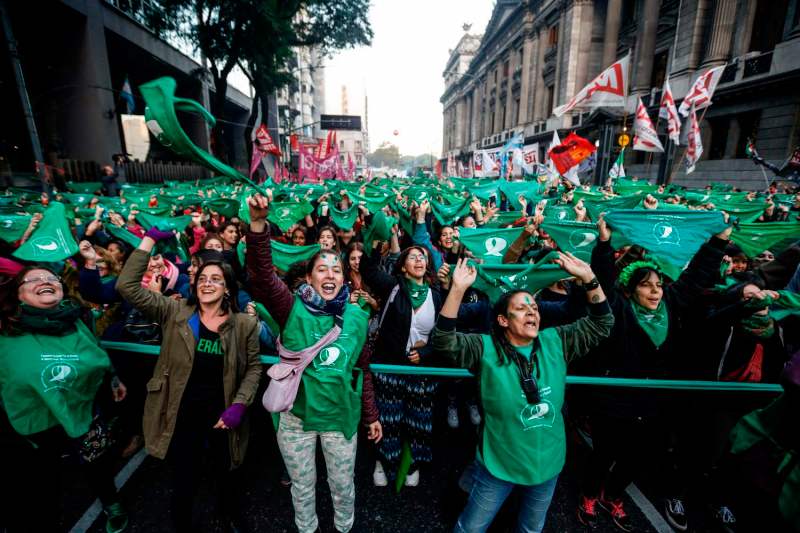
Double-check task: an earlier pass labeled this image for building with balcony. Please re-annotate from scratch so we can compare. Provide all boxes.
[441,0,800,188]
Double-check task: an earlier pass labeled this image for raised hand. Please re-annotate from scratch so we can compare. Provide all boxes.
[79,240,97,262]
[554,252,595,284]
[597,216,611,242]
[451,257,477,291]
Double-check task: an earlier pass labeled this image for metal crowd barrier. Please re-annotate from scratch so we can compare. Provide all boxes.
[99,340,784,393]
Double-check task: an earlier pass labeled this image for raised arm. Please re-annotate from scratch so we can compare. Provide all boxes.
[358,246,397,302]
[591,217,619,307]
[552,252,614,362]
[431,259,485,374]
[411,200,444,271]
[503,221,537,264]
[667,227,731,311]
[245,194,294,330]
[115,231,180,324]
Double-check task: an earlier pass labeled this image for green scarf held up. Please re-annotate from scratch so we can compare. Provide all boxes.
[324,203,359,230]
[630,300,669,348]
[740,313,775,339]
[403,278,429,309]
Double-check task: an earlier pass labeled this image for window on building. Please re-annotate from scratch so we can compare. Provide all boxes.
[490,111,495,132]
[621,0,635,26]
[735,111,762,158]
[708,117,731,160]
[545,86,555,115]
[501,105,506,131]
[340,140,345,149]
[503,60,510,78]
[517,48,523,67]
[356,155,363,165]
[749,0,790,52]
[355,140,362,151]
[493,69,498,84]
[514,97,521,125]
[548,25,559,47]
[651,50,668,90]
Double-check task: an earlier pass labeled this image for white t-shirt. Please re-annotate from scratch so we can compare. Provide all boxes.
[406,288,435,351]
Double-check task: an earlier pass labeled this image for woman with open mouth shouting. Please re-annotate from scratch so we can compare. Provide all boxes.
[116,226,262,533]
[432,255,613,533]
[0,265,130,533]
[245,193,374,533]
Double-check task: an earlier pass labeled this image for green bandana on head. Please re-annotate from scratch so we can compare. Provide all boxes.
[630,299,669,348]
[13,202,80,262]
[403,277,429,309]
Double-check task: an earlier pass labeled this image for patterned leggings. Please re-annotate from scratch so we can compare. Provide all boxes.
[374,373,438,478]
[276,412,358,533]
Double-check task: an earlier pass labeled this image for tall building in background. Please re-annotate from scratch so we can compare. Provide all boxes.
[278,45,326,158]
[330,85,369,173]
[441,0,800,189]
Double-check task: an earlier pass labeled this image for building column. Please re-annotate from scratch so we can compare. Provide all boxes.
[573,0,595,90]
[633,0,660,94]
[602,0,623,67]
[518,36,533,124]
[62,1,121,162]
[671,0,712,77]
[786,0,800,40]
[701,0,737,67]
[532,28,546,121]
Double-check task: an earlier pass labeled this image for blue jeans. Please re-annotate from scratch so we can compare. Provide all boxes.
[454,462,558,533]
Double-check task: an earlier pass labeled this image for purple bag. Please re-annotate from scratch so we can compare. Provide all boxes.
[262,325,342,413]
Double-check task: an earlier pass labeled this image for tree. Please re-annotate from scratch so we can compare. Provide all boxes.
[145,0,372,161]
[367,142,400,168]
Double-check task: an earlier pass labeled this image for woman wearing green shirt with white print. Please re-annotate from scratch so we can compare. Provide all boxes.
[245,194,376,533]
[431,255,614,533]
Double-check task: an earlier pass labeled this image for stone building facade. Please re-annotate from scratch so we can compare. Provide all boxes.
[441,0,800,188]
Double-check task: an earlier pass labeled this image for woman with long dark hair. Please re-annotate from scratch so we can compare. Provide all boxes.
[245,194,375,533]
[117,227,262,532]
[432,256,613,533]
[0,265,129,532]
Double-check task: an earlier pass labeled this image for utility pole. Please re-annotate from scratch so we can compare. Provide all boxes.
[0,0,49,192]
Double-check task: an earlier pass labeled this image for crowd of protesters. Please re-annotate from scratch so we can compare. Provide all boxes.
[1,171,799,533]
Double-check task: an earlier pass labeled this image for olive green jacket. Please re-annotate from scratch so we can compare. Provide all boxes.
[117,249,262,466]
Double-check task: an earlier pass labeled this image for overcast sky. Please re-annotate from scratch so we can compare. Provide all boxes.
[323,0,495,156]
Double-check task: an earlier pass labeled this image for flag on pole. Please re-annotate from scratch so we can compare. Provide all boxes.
[457,160,465,178]
[121,77,135,114]
[434,159,443,179]
[633,98,664,152]
[547,132,596,176]
[553,55,629,117]
[659,77,681,145]
[685,104,703,174]
[678,65,726,117]
[608,149,626,181]
[499,132,524,179]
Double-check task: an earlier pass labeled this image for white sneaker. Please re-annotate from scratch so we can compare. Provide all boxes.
[447,404,459,428]
[468,404,481,425]
[373,461,388,487]
[405,469,420,487]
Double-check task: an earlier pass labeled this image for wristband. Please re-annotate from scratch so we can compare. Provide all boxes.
[583,277,600,291]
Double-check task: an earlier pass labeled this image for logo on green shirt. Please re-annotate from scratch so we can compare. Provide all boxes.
[518,386,556,430]
[40,354,80,392]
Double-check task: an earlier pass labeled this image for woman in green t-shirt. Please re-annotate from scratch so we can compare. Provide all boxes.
[432,256,614,533]
[246,194,376,533]
[0,265,129,533]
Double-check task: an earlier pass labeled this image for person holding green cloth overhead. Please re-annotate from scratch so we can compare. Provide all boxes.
[431,254,613,533]
[0,265,129,533]
[576,218,733,532]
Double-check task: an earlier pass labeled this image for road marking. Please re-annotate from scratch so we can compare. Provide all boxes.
[575,426,673,533]
[69,449,147,533]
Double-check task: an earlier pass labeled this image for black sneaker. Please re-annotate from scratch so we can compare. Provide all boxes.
[712,505,736,533]
[663,498,688,531]
[598,494,633,532]
[577,495,599,528]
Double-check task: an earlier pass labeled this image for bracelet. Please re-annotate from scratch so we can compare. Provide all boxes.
[583,277,600,291]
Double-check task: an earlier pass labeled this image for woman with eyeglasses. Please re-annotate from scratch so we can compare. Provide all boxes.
[359,240,445,488]
[431,257,613,533]
[245,194,372,533]
[116,226,262,532]
[0,265,129,533]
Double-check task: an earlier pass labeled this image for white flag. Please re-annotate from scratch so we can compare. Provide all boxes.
[659,77,681,145]
[553,55,629,117]
[633,98,664,152]
[685,104,703,174]
[608,149,626,181]
[678,65,726,117]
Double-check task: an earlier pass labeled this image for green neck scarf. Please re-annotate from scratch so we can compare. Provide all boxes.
[14,300,82,336]
[740,313,775,339]
[630,300,669,348]
[403,277,429,309]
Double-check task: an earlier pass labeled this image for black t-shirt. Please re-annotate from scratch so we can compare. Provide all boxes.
[181,320,225,412]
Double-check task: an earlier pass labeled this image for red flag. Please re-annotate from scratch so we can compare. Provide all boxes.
[633,98,664,152]
[547,132,596,175]
[253,124,281,156]
[290,134,299,152]
[678,65,725,117]
[434,159,443,178]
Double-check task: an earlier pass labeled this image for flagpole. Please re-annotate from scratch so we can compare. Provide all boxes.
[645,97,662,177]
[666,106,709,184]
